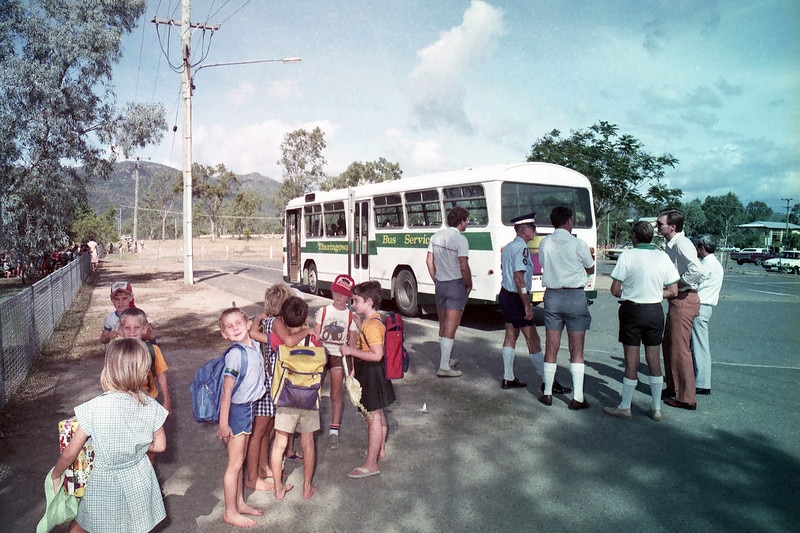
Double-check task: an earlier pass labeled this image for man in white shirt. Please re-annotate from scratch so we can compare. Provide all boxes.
[538,206,595,410]
[691,234,724,395]
[603,221,679,421]
[656,208,704,410]
[426,206,472,378]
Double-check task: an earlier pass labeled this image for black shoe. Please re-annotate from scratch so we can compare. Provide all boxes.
[502,378,526,389]
[661,390,676,400]
[540,381,573,395]
[696,388,711,395]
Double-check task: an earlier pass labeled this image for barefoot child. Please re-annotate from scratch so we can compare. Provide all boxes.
[217,307,266,528]
[117,307,171,465]
[269,296,322,500]
[100,281,156,344]
[244,284,310,491]
[340,280,396,479]
[313,274,358,450]
[50,338,168,532]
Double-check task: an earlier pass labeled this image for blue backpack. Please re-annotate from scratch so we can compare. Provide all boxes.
[190,344,248,423]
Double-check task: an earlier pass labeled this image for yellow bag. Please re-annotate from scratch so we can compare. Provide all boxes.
[270,336,326,410]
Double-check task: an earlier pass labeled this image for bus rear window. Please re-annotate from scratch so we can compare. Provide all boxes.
[443,185,487,226]
[405,190,442,227]
[501,182,593,228]
[375,194,404,228]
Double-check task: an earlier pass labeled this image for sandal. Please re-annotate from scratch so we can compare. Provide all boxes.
[285,452,304,463]
[347,466,380,479]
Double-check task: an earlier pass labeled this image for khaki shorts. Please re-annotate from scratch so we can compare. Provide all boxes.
[274,407,320,434]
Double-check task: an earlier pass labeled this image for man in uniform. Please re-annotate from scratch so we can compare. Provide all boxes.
[498,212,571,395]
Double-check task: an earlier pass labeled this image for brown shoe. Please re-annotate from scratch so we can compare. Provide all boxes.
[664,398,696,411]
[602,406,631,419]
[538,394,552,406]
[568,399,591,411]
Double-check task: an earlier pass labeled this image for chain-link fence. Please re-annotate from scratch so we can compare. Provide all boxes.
[0,254,91,408]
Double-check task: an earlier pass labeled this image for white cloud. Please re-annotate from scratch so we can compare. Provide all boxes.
[224,81,257,108]
[409,0,505,134]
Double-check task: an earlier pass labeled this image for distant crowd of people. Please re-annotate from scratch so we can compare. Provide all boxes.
[1,243,94,280]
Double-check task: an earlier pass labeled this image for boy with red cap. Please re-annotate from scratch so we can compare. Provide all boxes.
[100,281,156,344]
[313,274,358,449]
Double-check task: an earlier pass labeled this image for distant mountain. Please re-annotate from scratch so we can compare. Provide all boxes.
[86,161,281,216]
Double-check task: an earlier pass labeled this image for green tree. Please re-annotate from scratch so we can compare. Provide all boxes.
[322,157,403,190]
[273,127,328,212]
[526,121,681,222]
[189,163,239,241]
[745,201,773,223]
[70,205,116,245]
[0,0,164,262]
[790,203,800,225]
[702,193,746,248]
[225,188,263,238]
[143,170,182,240]
[680,199,707,237]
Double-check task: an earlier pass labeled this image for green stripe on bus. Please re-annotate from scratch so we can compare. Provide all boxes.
[374,232,492,251]
[302,241,350,254]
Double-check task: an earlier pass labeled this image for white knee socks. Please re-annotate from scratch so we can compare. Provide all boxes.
[543,362,557,395]
[648,375,663,411]
[619,377,637,409]
[502,346,516,380]
[530,351,544,379]
[570,362,585,402]
[439,337,454,371]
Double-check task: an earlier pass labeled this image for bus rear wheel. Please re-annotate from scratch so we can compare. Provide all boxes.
[305,263,319,295]
[394,269,419,317]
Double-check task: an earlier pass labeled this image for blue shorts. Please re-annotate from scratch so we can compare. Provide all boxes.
[434,278,469,311]
[543,288,591,332]
[229,402,254,436]
[499,288,537,328]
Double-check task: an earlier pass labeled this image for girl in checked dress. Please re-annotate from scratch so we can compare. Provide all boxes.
[51,338,168,533]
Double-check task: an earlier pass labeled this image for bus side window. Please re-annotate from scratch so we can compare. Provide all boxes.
[374,194,403,228]
[405,189,442,228]
[443,185,487,226]
[323,201,346,237]
[305,204,323,238]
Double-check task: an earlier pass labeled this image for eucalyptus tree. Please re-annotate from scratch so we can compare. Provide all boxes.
[0,0,164,262]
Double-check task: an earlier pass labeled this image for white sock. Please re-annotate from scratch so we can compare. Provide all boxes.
[529,351,544,378]
[502,347,516,380]
[543,362,557,395]
[570,362,585,402]
[649,375,663,411]
[619,377,637,409]
[439,337,454,370]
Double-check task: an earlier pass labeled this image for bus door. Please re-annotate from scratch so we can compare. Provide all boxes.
[351,199,371,284]
[285,208,302,283]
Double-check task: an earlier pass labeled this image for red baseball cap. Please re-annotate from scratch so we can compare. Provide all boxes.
[330,274,354,297]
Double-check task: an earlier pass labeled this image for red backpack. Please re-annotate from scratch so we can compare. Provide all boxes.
[361,312,410,380]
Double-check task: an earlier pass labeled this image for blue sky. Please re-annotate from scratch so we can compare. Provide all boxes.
[113,0,800,210]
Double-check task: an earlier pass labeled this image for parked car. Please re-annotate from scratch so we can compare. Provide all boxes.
[729,247,774,265]
[762,250,800,274]
[605,242,633,261]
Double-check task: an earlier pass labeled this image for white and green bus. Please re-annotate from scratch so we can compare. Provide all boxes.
[283,162,597,316]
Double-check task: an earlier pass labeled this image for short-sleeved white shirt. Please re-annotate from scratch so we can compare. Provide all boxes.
[539,228,595,289]
[610,244,681,303]
[697,253,724,306]
[314,304,357,357]
[427,226,469,282]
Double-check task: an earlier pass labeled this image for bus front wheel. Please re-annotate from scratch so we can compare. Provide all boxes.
[394,269,419,317]
[305,263,319,295]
